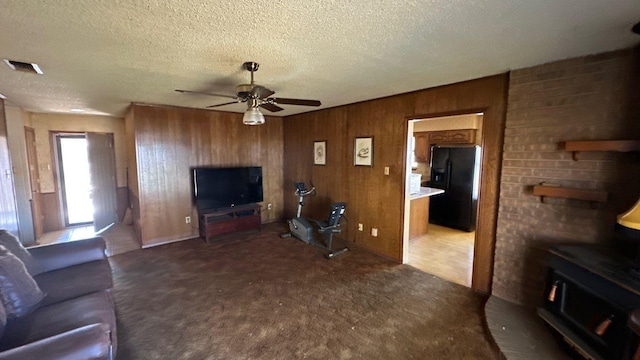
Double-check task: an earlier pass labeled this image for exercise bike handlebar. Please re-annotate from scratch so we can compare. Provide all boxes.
[295,186,316,197]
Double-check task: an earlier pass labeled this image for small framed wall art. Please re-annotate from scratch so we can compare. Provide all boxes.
[314,141,327,165]
[354,137,373,166]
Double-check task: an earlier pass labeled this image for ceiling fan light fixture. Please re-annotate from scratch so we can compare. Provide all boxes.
[243,107,265,125]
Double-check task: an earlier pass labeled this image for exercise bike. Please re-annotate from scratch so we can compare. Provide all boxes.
[280,182,349,259]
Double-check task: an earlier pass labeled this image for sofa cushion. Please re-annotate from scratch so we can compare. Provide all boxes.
[0,323,112,360]
[0,298,5,338]
[28,237,107,274]
[0,291,116,353]
[0,230,38,275]
[34,260,113,307]
[0,246,46,319]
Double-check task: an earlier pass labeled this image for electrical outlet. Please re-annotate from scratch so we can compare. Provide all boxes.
[267,203,273,210]
[371,228,378,237]
[185,216,191,224]
[358,223,364,231]
[384,166,390,175]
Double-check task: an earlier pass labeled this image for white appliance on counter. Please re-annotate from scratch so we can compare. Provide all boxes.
[410,173,422,194]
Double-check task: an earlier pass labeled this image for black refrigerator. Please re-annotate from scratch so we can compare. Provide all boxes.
[427,145,480,232]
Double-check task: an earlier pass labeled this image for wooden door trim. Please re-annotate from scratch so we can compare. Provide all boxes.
[24,127,44,238]
[49,131,88,229]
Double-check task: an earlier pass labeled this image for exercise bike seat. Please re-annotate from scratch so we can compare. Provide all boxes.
[326,202,346,226]
[314,202,346,233]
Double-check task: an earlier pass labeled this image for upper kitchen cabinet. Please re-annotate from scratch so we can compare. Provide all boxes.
[414,132,429,163]
[414,129,477,164]
[429,129,476,144]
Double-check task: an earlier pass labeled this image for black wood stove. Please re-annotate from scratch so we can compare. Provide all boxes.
[539,245,640,359]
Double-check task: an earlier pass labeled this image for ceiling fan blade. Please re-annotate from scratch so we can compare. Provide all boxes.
[251,85,275,99]
[175,89,237,100]
[260,103,284,112]
[271,98,321,107]
[206,101,240,108]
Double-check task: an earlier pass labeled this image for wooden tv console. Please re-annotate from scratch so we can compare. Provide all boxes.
[198,203,261,242]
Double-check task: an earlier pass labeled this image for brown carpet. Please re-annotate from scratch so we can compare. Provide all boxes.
[109,223,496,359]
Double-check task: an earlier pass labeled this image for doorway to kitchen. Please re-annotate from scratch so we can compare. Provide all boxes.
[404,113,483,287]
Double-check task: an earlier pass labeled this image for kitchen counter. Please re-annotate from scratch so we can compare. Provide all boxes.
[410,187,445,200]
[409,187,444,239]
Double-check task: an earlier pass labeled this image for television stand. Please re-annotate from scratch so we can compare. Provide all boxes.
[198,203,261,242]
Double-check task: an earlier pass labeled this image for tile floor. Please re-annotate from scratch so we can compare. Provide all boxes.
[35,223,140,256]
[408,224,475,287]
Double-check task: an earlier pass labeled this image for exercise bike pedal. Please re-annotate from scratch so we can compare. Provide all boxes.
[326,247,349,259]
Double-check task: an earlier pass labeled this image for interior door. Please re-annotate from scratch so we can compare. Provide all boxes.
[24,127,43,238]
[86,132,118,233]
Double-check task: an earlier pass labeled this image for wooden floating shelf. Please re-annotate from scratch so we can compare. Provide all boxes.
[559,140,640,160]
[532,185,608,203]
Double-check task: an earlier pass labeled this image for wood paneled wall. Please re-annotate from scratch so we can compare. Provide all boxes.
[40,192,62,232]
[116,187,128,222]
[283,74,508,293]
[128,104,284,247]
[124,107,141,242]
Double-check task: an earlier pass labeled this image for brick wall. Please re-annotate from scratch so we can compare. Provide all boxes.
[493,48,640,306]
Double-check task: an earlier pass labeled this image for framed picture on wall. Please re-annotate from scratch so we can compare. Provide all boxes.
[314,141,326,165]
[354,137,373,166]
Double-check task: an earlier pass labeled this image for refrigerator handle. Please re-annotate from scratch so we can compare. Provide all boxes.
[446,159,452,190]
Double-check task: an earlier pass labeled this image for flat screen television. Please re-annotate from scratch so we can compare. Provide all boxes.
[192,166,263,211]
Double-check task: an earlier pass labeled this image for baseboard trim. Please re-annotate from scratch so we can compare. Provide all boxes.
[141,235,199,249]
[141,219,283,248]
[262,218,283,224]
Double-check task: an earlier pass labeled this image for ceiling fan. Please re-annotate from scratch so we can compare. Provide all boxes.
[176,61,321,125]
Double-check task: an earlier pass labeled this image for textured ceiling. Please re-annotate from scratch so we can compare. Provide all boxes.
[0,0,639,117]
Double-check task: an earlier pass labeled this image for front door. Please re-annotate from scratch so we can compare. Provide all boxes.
[86,132,118,233]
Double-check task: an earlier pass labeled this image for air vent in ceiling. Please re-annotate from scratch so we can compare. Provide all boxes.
[3,59,43,74]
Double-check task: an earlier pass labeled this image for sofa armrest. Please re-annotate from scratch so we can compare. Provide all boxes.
[28,237,107,274]
[0,323,112,360]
